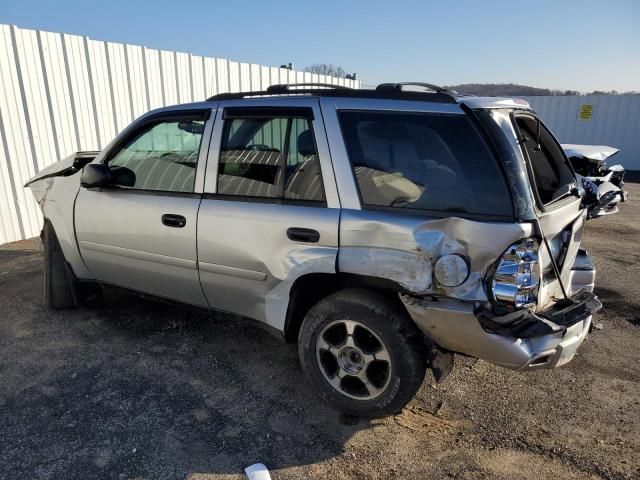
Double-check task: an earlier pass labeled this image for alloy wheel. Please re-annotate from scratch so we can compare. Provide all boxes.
[315,319,392,400]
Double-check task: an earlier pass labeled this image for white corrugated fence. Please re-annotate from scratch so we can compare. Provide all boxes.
[0,24,359,244]
[523,95,640,171]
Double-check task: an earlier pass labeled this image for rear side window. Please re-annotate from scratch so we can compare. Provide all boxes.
[513,115,575,205]
[217,115,325,203]
[338,111,512,218]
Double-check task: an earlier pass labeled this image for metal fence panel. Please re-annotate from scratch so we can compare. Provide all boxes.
[0,24,42,239]
[127,44,150,119]
[0,23,360,244]
[87,38,116,147]
[523,95,640,171]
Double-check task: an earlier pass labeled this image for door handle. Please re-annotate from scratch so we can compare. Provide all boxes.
[162,214,187,228]
[287,227,320,243]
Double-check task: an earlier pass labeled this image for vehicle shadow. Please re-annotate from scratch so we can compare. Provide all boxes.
[0,244,43,285]
[594,286,640,327]
[623,170,640,183]
[2,281,374,479]
[0,248,37,271]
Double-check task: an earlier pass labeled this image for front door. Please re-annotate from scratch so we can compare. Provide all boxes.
[75,109,213,306]
[197,98,340,330]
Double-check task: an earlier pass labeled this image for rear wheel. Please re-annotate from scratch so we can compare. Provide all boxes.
[43,221,76,309]
[298,289,427,418]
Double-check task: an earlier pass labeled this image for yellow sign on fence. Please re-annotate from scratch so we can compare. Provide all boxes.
[579,104,594,121]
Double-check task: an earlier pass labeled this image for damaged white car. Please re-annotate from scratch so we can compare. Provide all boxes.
[27,82,603,418]
[563,144,628,218]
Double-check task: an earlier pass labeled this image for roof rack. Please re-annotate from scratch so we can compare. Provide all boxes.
[376,82,457,95]
[267,83,352,93]
[206,82,458,104]
[207,83,350,101]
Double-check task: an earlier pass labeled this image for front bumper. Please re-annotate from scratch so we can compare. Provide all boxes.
[401,289,601,371]
[588,189,626,218]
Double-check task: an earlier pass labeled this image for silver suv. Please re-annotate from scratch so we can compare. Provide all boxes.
[27,83,601,418]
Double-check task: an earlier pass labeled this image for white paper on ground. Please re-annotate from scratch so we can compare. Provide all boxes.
[245,463,272,480]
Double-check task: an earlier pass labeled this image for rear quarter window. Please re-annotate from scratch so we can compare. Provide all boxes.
[338,111,513,219]
[513,114,575,206]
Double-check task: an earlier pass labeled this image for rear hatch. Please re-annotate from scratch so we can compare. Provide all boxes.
[472,106,588,313]
[510,112,586,310]
[465,104,601,342]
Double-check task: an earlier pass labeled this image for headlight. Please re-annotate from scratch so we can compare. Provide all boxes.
[491,238,540,309]
[581,177,598,198]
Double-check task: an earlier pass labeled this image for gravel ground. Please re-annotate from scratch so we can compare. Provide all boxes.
[1,183,638,480]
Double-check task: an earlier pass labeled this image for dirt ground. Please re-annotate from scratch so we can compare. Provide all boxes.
[1,184,639,480]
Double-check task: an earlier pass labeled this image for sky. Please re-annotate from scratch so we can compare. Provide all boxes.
[1,0,638,92]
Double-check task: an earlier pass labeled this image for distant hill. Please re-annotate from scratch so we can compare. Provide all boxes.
[446,83,638,96]
[446,83,574,96]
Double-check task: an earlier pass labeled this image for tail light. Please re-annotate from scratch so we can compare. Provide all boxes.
[491,238,540,310]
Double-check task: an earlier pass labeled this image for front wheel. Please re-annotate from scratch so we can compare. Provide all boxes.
[43,221,76,309]
[298,289,427,418]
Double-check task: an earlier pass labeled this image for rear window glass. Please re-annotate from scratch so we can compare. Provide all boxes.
[514,115,575,205]
[338,111,513,218]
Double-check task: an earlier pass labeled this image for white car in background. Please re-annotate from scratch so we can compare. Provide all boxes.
[563,144,628,218]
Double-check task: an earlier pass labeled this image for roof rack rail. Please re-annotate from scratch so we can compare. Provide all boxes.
[207,83,351,101]
[267,83,352,93]
[376,82,457,97]
[206,82,458,104]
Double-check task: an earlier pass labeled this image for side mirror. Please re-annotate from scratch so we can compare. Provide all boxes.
[80,163,114,188]
[111,166,136,187]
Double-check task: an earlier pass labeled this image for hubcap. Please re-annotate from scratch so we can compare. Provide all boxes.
[315,319,392,400]
[339,347,364,375]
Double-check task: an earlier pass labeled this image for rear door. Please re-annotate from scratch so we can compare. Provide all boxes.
[75,109,213,306]
[511,112,585,305]
[197,97,340,330]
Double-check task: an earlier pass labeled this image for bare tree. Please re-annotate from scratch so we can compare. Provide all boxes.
[304,63,348,78]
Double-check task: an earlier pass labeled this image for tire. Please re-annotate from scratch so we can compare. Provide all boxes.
[43,221,76,309]
[298,288,427,418]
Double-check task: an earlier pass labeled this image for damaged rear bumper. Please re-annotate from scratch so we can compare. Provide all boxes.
[401,289,601,370]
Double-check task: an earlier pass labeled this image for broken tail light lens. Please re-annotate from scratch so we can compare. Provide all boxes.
[491,238,540,309]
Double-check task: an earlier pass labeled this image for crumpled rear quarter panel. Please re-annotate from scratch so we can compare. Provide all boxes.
[338,209,533,301]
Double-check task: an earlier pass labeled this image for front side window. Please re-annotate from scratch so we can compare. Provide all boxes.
[107,115,206,193]
[513,115,575,205]
[217,114,325,203]
[339,111,512,218]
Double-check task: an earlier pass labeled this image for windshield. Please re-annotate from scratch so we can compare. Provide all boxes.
[338,111,513,219]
